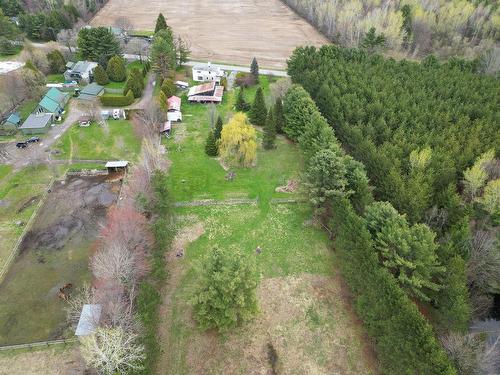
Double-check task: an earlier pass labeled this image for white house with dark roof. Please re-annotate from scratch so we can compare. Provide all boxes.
[192,62,224,82]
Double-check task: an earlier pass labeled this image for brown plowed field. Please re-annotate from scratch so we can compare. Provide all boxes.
[90,0,329,68]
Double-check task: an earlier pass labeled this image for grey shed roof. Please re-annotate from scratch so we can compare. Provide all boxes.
[72,61,92,74]
[81,83,104,96]
[19,113,52,129]
[75,304,102,336]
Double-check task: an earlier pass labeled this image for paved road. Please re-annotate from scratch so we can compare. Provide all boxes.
[30,42,289,77]
[0,107,83,168]
[183,60,289,77]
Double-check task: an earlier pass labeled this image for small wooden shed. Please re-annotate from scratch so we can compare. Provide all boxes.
[105,160,129,173]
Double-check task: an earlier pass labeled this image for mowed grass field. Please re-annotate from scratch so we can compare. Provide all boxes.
[90,0,329,69]
[54,119,141,161]
[157,78,377,374]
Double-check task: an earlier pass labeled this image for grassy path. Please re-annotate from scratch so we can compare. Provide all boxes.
[155,77,378,374]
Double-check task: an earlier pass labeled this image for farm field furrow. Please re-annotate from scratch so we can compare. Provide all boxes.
[90,0,329,68]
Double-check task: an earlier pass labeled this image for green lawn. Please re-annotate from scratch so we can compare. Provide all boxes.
[45,74,64,83]
[0,165,52,272]
[104,81,126,90]
[130,30,154,37]
[165,77,297,203]
[158,76,375,374]
[54,120,141,161]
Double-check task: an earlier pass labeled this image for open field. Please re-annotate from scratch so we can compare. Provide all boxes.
[0,174,121,345]
[54,119,141,161]
[0,165,52,272]
[0,345,84,375]
[90,0,329,69]
[156,77,378,373]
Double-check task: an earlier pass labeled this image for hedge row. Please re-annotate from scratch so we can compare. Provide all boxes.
[100,90,134,107]
[327,196,456,374]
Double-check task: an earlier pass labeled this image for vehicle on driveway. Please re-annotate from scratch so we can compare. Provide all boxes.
[113,109,125,120]
[16,142,28,149]
[27,137,40,143]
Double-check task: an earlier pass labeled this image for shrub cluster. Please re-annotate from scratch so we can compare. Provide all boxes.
[100,90,134,107]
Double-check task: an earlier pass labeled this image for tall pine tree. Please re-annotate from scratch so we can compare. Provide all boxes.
[235,87,249,111]
[205,130,218,156]
[155,13,168,34]
[274,98,285,134]
[263,107,276,150]
[214,116,223,141]
[250,87,266,126]
[250,57,259,83]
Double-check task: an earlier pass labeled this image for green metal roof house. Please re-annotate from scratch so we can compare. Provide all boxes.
[45,87,69,107]
[0,112,21,132]
[36,88,69,114]
[19,113,53,135]
[37,96,60,113]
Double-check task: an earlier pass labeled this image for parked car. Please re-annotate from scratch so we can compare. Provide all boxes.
[27,136,40,143]
[16,142,28,149]
[112,109,122,120]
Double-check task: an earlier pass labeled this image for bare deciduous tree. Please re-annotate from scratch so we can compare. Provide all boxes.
[80,326,145,375]
[467,230,500,319]
[114,17,134,36]
[134,99,166,141]
[441,332,500,375]
[270,77,292,103]
[125,38,150,63]
[57,20,85,55]
[140,137,165,181]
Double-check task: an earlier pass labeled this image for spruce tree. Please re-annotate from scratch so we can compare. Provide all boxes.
[106,55,126,82]
[235,87,249,112]
[263,107,276,150]
[205,130,218,156]
[192,247,259,332]
[250,57,259,83]
[250,87,266,126]
[214,116,223,141]
[274,98,285,134]
[93,64,108,85]
[155,13,168,34]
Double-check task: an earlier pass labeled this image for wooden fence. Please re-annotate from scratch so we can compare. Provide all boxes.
[0,338,77,352]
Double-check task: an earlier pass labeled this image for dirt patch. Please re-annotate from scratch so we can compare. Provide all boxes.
[91,0,329,69]
[275,179,299,193]
[182,274,377,375]
[18,175,118,255]
[169,222,205,259]
[0,346,85,375]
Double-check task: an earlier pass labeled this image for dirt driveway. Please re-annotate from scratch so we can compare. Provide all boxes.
[90,0,329,68]
[0,107,83,169]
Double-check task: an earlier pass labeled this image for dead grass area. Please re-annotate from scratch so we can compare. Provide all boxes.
[0,346,84,375]
[90,0,329,68]
[156,221,205,373]
[170,274,376,375]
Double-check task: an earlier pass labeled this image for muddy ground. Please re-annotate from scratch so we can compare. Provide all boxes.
[90,0,329,68]
[0,174,121,345]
